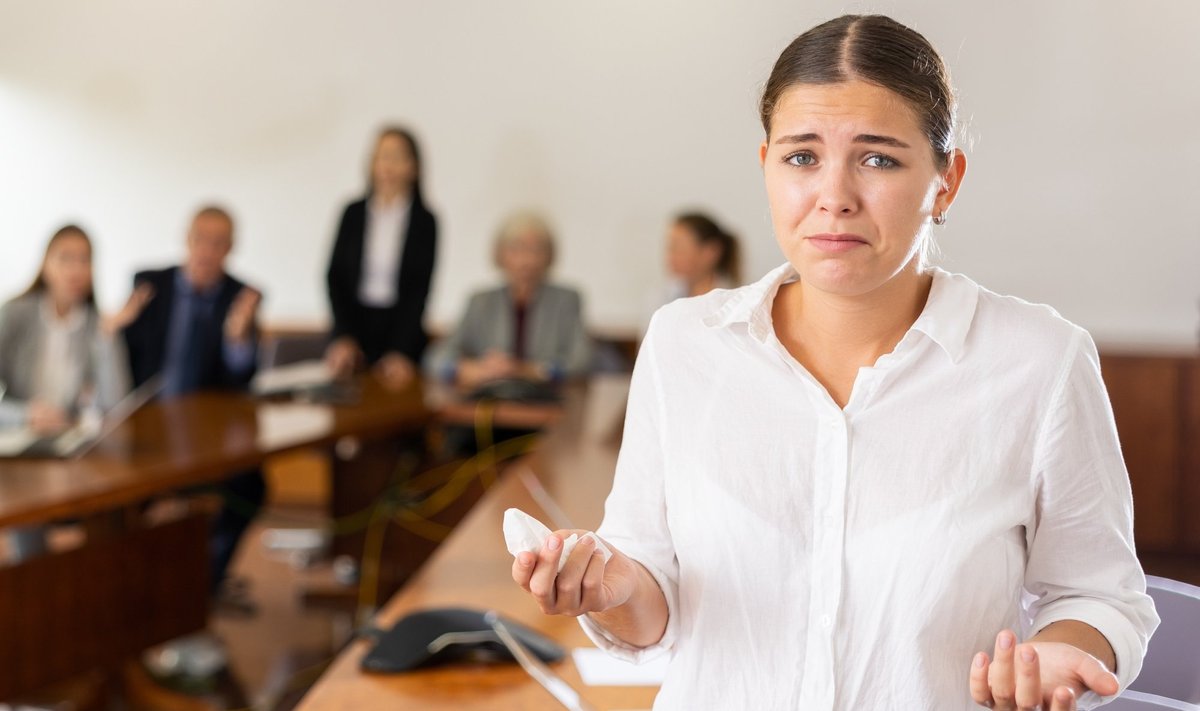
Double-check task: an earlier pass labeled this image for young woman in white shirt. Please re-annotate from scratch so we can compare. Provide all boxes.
[511,15,1157,711]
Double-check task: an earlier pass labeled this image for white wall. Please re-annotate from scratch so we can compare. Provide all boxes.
[1,0,1197,345]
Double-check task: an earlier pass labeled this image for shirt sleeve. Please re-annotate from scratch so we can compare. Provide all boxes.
[421,293,480,382]
[90,324,131,412]
[0,303,29,427]
[222,339,256,376]
[1024,329,1160,702]
[557,290,594,379]
[578,312,680,663]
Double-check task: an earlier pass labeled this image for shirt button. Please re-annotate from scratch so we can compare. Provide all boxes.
[820,614,833,628]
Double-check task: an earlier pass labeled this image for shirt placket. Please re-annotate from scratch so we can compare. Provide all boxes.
[798,400,849,709]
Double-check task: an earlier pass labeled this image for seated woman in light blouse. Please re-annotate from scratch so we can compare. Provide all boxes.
[424,212,593,388]
[0,225,130,560]
[511,15,1157,711]
[651,212,741,303]
[641,212,742,337]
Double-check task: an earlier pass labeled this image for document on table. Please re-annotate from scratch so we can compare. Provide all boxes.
[572,647,668,686]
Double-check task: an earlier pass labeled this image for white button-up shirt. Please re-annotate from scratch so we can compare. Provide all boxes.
[358,197,410,308]
[581,263,1158,710]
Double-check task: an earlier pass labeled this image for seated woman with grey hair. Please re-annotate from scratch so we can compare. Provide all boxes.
[424,211,593,387]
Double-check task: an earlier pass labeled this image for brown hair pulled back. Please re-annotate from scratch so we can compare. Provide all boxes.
[760,15,956,168]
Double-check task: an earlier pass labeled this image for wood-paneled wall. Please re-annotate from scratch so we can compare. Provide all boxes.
[1100,350,1200,556]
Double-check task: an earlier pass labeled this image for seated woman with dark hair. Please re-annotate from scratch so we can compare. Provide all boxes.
[0,224,130,560]
[424,211,593,388]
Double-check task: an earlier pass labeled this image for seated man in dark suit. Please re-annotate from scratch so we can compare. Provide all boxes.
[116,204,265,612]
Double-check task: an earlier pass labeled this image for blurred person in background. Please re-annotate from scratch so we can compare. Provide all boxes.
[0,224,130,561]
[424,211,592,388]
[325,125,437,390]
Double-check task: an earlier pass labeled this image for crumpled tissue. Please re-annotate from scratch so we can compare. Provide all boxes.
[503,507,612,573]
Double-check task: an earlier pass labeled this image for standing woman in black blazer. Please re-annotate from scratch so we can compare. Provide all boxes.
[325,126,437,389]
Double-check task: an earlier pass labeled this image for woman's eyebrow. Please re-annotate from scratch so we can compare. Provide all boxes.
[854,134,911,148]
[772,132,911,149]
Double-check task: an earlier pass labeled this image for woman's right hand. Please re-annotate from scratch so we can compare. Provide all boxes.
[27,401,70,434]
[511,530,639,617]
[324,337,361,378]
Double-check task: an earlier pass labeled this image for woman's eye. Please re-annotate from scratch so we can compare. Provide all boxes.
[865,153,899,169]
[785,152,816,167]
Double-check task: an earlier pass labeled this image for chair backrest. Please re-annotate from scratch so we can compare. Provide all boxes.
[1107,689,1200,711]
[1128,576,1200,704]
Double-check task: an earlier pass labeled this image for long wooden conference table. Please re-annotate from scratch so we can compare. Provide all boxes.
[297,374,659,711]
[0,375,431,700]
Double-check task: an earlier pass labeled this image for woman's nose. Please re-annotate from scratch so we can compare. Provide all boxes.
[815,166,859,217]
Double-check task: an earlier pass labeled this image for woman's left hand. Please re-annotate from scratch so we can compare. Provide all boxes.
[375,352,416,390]
[970,629,1119,710]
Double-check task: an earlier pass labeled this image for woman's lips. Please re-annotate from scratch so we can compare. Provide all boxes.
[806,233,869,253]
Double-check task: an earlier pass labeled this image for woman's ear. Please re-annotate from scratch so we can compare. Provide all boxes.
[934,149,968,216]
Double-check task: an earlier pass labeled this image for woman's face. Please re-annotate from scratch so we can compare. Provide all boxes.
[498,229,552,289]
[759,80,964,297]
[371,134,417,196]
[666,222,720,283]
[42,234,93,305]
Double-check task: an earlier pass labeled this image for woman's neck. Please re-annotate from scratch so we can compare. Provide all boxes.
[47,294,78,320]
[687,274,719,297]
[783,265,932,363]
[509,281,539,305]
[373,186,411,207]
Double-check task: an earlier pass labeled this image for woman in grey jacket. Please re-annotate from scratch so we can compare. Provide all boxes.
[0,225,130,559]
[425,212,593,386]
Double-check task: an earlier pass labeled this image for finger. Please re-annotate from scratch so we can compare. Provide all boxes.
[527,534,563,611]
[969,652,994,707]
[1014,644,1041,710]
[579,547,608,611]
[1074,656,1119,697]
[1048,686,1075,711]
[555,535,596,612]
[512,551,535,591]
[989,630,1017,710]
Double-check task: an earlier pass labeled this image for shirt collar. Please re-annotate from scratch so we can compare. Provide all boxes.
[908,268,979,363]
[175,268,222,299]
[702,262,979,363]
[38,294,86,333]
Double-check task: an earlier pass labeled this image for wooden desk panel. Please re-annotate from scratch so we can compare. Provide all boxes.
[0,514,209,699]
[0,374,431,700]
[298,376,657,711]
[0,375,430,529]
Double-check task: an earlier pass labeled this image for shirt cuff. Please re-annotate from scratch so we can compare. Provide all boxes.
[577,553,679,665]
[1032,599,1145,708]
[223,340,256,374]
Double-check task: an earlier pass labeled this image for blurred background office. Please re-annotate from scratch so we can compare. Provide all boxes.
[2,0,1196,346]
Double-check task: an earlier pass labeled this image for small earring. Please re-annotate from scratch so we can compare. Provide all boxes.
[933,212,947,226]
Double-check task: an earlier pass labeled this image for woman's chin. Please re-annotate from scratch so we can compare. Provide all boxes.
[793,258,879,296]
